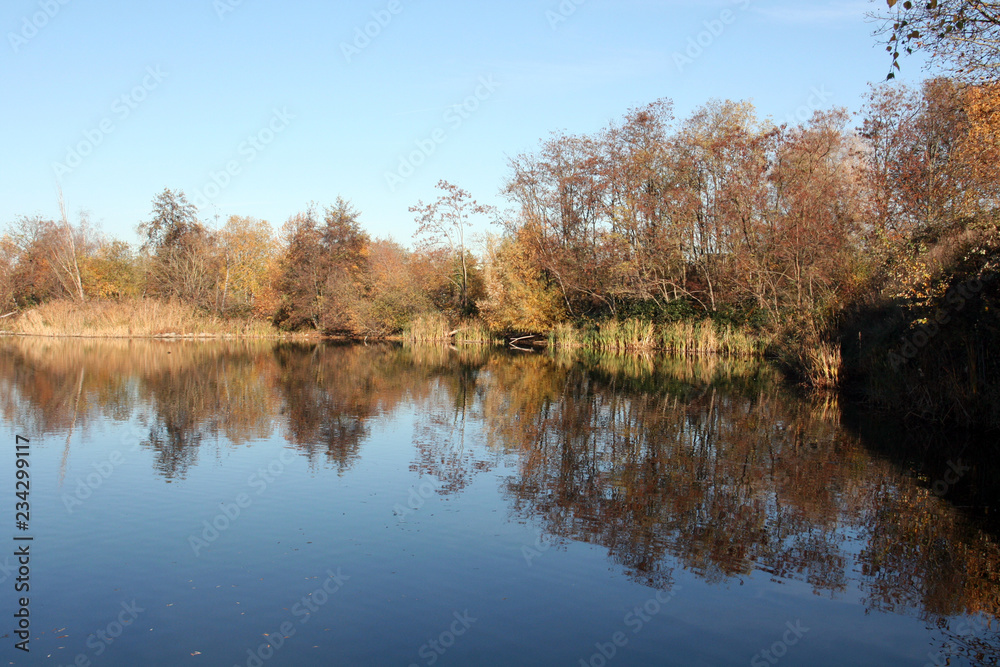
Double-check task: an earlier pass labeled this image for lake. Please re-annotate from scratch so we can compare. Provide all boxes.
[0,339,997,666]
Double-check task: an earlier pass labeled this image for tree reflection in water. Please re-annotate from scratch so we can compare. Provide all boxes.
[1,338,997,661]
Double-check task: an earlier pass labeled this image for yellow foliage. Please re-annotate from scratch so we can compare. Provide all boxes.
[219,215,279,317]
[956,82,1000,215]
[477,235,565,333]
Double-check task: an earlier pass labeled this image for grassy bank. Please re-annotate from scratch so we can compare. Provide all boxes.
[3,298,287,338]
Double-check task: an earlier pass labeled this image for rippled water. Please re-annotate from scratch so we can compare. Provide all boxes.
[0,339,997,666]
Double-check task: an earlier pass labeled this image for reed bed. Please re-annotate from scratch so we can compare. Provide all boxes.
[803,340,842,390]
[548,318,767,358]
[547,321,584,349]
[7,299,279,338]
[404,314,502,345]
[453,320,503,346]
[403,313,452,342]
[590,319,658,352]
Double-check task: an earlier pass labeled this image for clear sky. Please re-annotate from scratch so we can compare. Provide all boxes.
[1,0,933,246]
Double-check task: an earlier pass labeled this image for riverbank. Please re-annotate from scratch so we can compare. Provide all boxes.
[2,298,306,339]
[8,297,997,432]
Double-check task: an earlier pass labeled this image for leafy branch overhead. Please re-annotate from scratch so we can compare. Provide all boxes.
[879,0,1000,81]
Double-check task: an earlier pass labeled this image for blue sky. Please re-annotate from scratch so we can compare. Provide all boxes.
[1,0,932,246]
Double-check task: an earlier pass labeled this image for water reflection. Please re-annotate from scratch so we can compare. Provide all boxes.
[2,337,998,662]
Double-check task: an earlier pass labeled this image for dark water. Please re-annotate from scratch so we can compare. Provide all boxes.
[0,339,998,666]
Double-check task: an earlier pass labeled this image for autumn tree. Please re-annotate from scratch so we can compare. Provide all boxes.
[276,198,369,332]
[599,99,689,308]
[477,232,565,332]
[5,211,97,307]
[410,180,493,316]
[763,109,863,322]
[318,198,370,333]
[7,216,57,307]
[138,188,201,253]
[278,205,323,329]
[217,215,278,317]
[85,239,142,300]
[908,78,976,234]
[0,235,16,313]
[858,83,924,238]
[957,80,1000,195]
[349,239,432,336]
[502,132,611,316]
[672,99,772,313]
[859,78,1000,242]
[138,189,218,307]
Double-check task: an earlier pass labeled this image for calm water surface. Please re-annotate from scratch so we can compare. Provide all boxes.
[0,339,998,666]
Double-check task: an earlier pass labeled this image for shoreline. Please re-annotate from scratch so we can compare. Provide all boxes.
[4,326,997,434]
[0,331,319,340]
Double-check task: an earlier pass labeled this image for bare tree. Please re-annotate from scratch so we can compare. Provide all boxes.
[51,191,87,302]
[410,180,493,314]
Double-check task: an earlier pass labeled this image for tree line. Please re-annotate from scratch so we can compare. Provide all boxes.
[4,78,996,333]
[2,74,998,422]
[0,182,490,338]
